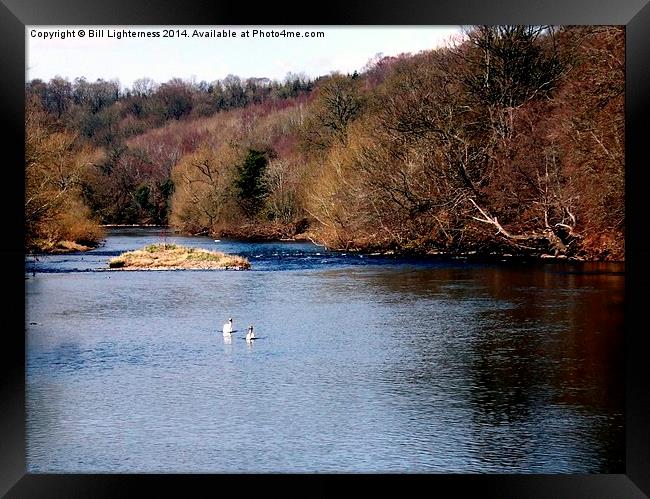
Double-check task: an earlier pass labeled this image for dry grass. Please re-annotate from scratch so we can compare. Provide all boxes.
[31,239,94,253]
[109,243,250,270]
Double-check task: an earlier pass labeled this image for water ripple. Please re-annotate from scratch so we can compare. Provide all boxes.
[25,228,624,473]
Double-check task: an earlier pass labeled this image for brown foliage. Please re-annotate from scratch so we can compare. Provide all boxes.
[170,144,242,234]
[168,102,311,236]
[306,26,624,260]
[25,96,104,251]
[27,27,624,261]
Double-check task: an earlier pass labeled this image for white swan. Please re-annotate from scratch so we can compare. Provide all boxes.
[245,325,256,342]
[222,317,233,337]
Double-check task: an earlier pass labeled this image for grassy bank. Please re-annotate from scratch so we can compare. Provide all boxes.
[108,243,250,270]
[28,237,101,254]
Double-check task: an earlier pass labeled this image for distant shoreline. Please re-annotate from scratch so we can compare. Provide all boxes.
[26,226,625,264]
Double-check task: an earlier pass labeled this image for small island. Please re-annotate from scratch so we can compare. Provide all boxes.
[108,243,250,270]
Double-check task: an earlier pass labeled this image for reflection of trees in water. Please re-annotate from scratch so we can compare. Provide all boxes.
[356,262,624,472]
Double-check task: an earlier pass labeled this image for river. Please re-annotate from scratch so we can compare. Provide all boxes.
[25,227,624,473]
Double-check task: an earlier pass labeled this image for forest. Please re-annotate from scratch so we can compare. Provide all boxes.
[25,25,624,260]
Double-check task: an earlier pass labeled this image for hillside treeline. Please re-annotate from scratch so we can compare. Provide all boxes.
[25,26,624,260]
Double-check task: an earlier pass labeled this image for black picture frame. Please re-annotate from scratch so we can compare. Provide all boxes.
[2,0,648,496]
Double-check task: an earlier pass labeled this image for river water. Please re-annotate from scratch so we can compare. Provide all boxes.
[25,227,624,473]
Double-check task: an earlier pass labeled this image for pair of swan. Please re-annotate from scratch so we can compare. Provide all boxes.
[222,318,256,342]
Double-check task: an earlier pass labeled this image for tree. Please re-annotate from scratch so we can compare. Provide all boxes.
[25,96,103,250]
[235,149,271,218]
[43,76,72,118]
[223,75,246,108]
[158,78,193,120]
[301,74,364,151]
[460,26,566,110]
[131,77,157,98]
[170,145,240,234]
[306,25,623,259]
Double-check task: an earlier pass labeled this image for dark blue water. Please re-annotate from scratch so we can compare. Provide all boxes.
[26,228,624,473]
[25,227,406,273]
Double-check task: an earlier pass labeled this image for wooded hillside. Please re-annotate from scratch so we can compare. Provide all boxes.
[25,26,624,260]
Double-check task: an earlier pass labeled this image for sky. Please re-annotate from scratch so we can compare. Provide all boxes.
[26,26,463,89]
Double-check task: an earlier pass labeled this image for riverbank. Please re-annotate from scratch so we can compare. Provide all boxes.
[108,243,250,270]
[294,235,623,263]
[27,239,99,254]
[214,219,310,242]
[207,222,622,262]
[28,224,622,263]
